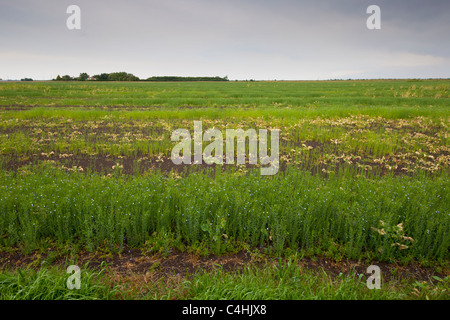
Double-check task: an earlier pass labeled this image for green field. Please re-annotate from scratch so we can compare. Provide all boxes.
[0,80,449,300]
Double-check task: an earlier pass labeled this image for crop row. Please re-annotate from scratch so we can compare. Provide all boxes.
[0,166,448,263]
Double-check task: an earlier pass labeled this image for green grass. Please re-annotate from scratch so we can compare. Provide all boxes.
[0,264,124,300]
[2,260,448,300]
[179,260,449,300]
[1,80,449,119]
[0,80,448,300]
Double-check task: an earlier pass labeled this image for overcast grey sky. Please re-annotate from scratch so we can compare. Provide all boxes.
[1,0,449,80]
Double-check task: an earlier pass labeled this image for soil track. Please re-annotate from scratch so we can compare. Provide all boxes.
[1,245,447,284]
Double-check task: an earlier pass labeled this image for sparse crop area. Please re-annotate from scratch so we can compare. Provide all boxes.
[0,79,449,300]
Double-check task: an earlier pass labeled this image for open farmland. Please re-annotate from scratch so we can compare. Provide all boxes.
[0,79,449,300]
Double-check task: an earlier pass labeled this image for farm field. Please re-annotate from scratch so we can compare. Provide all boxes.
[0,79,449,300]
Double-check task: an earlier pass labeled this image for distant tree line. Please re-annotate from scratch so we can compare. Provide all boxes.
[54,72,139,82]
[53,73,229,82]
[146,76,229,82]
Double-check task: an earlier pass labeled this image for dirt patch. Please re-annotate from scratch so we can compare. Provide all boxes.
[0,246,447,284]
[1,153,286,176]
[0,104,220,111]
[2,151,442,177]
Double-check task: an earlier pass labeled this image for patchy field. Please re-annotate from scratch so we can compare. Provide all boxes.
[1,115,448,176]
[0,80,449,300]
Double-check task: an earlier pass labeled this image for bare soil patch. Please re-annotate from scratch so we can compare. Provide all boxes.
[0,245,447,284]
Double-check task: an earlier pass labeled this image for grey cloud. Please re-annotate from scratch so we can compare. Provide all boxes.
[0,0,449,80]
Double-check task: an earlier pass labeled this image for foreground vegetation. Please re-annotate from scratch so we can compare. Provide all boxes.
[1,259,448,300]
[0,167,448,264]
[0,79,448,300]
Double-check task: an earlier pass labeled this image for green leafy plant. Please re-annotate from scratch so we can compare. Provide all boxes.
[372,220,415,252]
[201,217,227,254]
